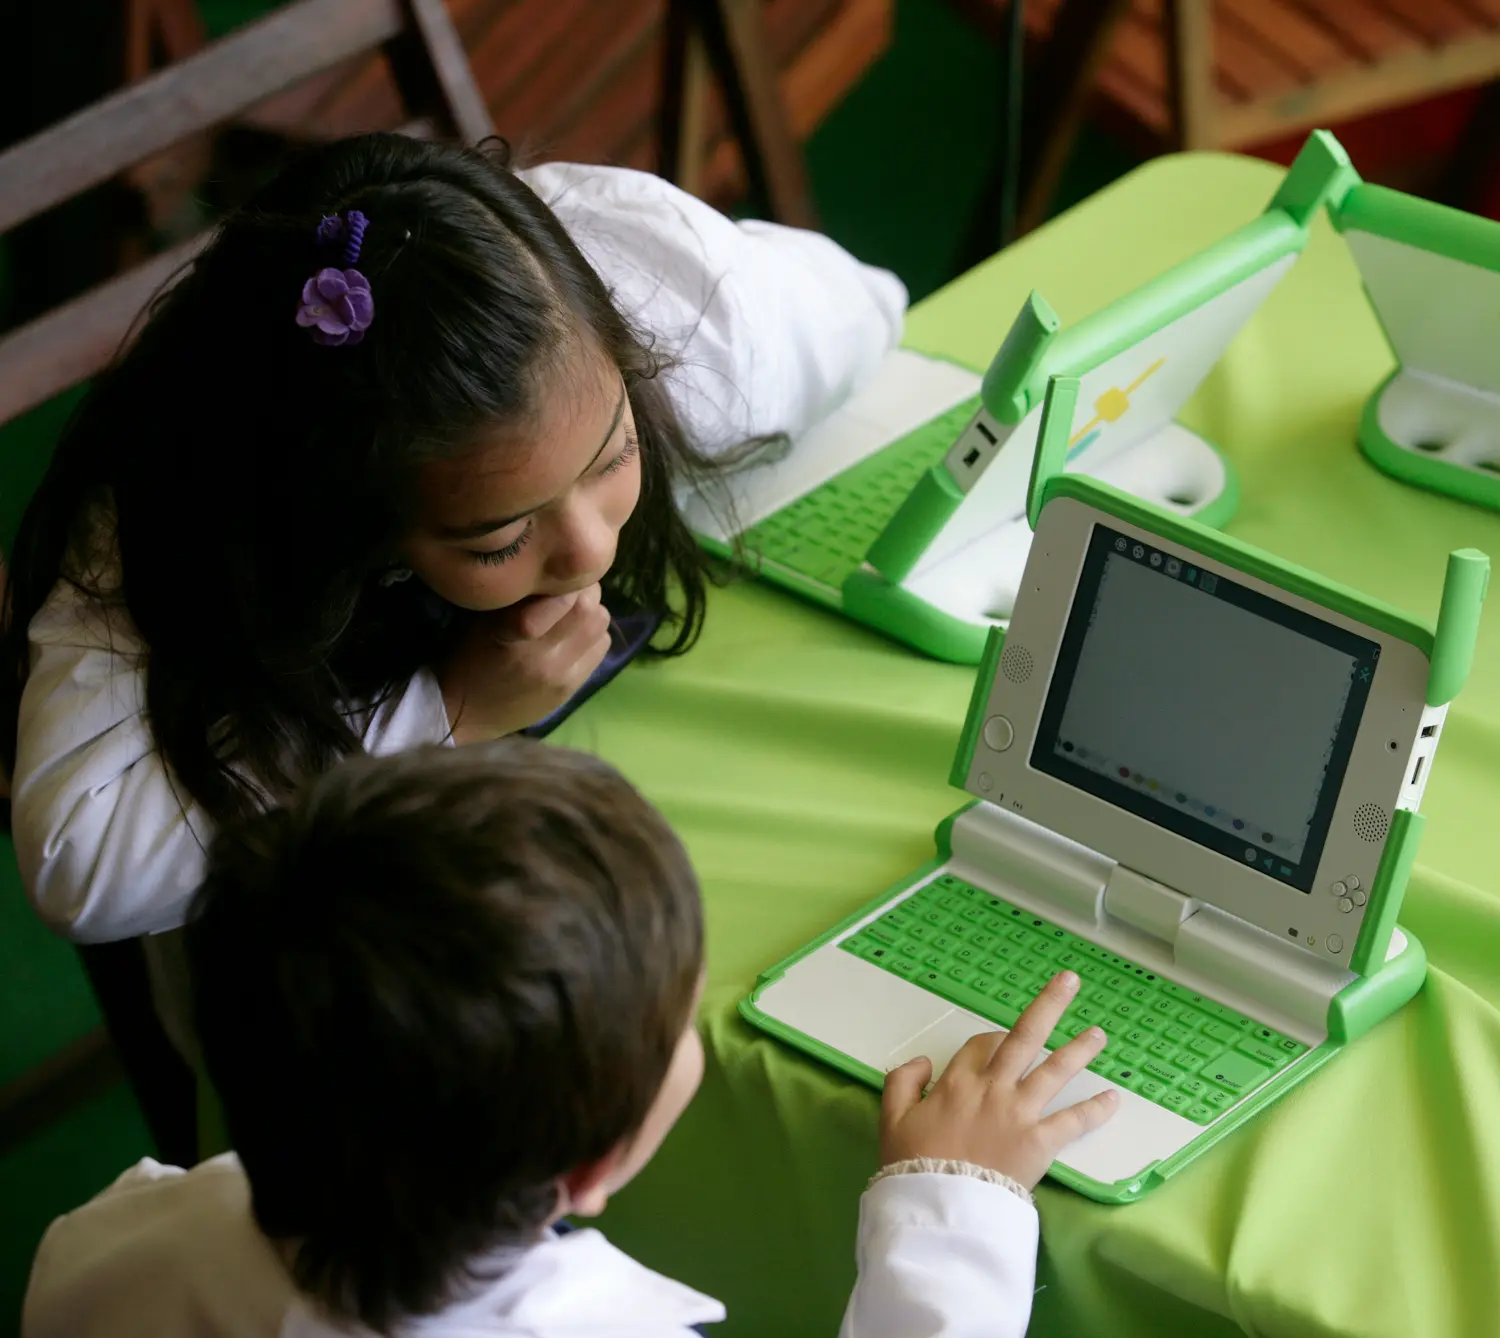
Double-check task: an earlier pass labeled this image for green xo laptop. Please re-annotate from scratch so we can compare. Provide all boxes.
[741,372,1488,1203]
[1329,171,1500,513]
[684,132,1357,664]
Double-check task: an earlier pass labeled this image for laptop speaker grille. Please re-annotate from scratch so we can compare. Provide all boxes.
[1001,642,1034,683]
[1353,803,1389,844]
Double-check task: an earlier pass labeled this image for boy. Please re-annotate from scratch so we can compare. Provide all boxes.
[23,740,1116,1337]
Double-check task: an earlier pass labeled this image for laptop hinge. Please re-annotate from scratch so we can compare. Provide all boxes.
[1173,906,1354,1037]
[1103,865,1198,942]
[948,803,1354,1039]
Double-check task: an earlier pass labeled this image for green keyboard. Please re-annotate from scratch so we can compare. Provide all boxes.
[840,873,1310,1125]
[741,396,982,589]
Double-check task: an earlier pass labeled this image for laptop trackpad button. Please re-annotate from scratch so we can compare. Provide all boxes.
[885,1009,1002,1079]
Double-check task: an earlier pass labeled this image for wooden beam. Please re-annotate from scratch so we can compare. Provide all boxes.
[0,0,407,234]
[1017,0,1133,234]
[394,0,494,143]
[1165,0,1216,149]
[0,235,207,429]
[701,0,819,228]
[1214,31,1500,149]
[698,0,889,209]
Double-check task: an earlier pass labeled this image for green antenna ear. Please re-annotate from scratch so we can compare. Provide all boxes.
[1427,547,1490,707]
[982,291,1062,420]
[1270,129,1359,226]
[1027,374,1080,531]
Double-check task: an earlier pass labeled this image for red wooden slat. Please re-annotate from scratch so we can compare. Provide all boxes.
[1368,0,1496,44]
[1217,0,1354,79]
[1278,0,1422,62]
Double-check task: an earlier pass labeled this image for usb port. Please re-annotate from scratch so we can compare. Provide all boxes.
[1421,724,1439,738]
[1411,754,1426,786]
[975,421,997,445]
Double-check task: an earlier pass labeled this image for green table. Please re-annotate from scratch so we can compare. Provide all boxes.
[555,151,1500,1338]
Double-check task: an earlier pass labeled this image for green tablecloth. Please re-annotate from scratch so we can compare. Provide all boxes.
[554,151,1500,1338]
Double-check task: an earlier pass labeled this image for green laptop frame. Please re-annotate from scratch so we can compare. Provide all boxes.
[1329,177,1500,512]
[741,370,1488,1203]
[835,130,1360,665]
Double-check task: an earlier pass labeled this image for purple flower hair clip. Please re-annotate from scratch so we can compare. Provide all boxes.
[296,210,374,346]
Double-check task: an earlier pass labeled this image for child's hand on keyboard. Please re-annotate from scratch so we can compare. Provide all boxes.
[879,970,1118,1189]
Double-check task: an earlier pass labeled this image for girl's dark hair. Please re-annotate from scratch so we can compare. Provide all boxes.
[0,133,721,823]
[186,738,705,1330]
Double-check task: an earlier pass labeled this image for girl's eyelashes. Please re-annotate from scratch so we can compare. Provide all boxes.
[470,524,533,566]
[466,429,635,566]
[600,428,639,477]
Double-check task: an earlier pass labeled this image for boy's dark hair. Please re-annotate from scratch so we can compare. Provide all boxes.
[185,738,704,1331]
[0,133,726,825]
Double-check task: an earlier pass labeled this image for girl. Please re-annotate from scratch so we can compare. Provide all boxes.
[1,134,903,985]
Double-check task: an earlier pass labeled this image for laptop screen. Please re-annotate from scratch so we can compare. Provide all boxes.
[1031,524,1380,893]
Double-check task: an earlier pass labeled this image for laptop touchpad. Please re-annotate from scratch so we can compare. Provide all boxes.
[885,1009,1002,1079]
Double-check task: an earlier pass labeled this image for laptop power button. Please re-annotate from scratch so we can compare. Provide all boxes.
[983,716,1015,752]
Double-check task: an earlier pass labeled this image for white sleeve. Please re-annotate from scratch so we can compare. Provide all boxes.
[519,161,907,453]
[839,1173,1040,1338]
[12,582,454,942]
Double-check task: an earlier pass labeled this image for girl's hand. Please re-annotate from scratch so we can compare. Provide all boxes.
[879,971,1118,1189]
[440,583,613,742]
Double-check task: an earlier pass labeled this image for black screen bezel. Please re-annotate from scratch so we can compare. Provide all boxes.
[1029,523,1381,893]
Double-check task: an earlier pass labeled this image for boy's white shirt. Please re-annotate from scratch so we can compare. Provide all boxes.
[12,162,907,945]
[21,1155,1040,1338]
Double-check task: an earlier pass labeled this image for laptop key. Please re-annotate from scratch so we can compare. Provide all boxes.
[1236,1040,1290,1070]
[843,883,1308,1127]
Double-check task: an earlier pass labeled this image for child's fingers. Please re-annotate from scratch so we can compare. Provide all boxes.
[493,592,579,641]
[880,1056,934,1133]
[944,1026,1007,1079]
[1038,1087,1119,1151]
[1020,1025,1109,1106]
[988,972,1079,1083]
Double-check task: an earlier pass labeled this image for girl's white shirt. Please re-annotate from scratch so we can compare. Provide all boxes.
[21,1155,1040,1338]
[12,162,906,944]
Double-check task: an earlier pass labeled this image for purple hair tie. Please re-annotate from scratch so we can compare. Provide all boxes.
[296,210,374,347]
